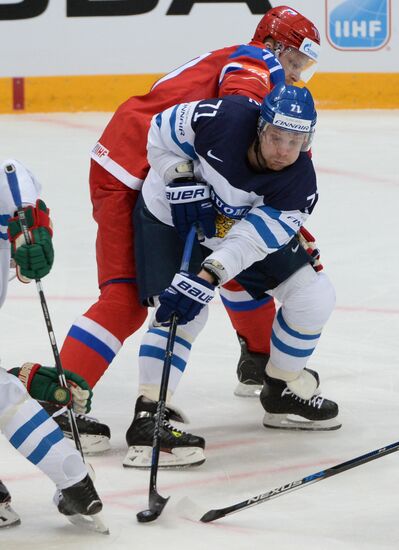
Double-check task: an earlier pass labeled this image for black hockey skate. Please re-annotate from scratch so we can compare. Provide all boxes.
[40,402,111,454]
[56,475,108,534]
[57,475,102,516]
[123,396,206,468]
[234,334,268,397]
[260,369,341,431]
[0,481,20,528]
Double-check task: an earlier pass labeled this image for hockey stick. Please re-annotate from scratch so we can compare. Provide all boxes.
[200,439,399,522]
[5,164,85,459]
[5,164,110,534]
[137,225,198,524]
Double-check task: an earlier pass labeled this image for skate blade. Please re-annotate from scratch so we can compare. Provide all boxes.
[65,433,111,455]
[0,518,21,529]
[123,446,206,469]
[263,412,342,431]
[67,512,110,534]
[234,382,262,397]
[0,503,21,529]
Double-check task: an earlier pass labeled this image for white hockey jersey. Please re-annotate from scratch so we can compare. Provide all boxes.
[0,160,41,308]
[142,96,318,284]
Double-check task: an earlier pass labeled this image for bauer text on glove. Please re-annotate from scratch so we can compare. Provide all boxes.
[156,271,215,325]
[166,179,216,240]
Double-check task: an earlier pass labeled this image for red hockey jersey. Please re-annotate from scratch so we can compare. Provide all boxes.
[91,41,285,190]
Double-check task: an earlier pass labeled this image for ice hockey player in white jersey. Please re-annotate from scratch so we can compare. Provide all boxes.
[0,160,103,528]
[124,84,340,468]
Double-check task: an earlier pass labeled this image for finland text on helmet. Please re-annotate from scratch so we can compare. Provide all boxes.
[253,5,321,83]
[258,83,317,152]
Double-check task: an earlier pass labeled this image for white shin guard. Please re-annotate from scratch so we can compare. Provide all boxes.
[268,266,336,376]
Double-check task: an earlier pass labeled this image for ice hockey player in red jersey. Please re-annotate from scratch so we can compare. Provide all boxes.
[57,6,322,455]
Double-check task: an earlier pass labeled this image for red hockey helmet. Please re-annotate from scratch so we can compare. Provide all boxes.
[253,6,321,83]
[253,5,320,48]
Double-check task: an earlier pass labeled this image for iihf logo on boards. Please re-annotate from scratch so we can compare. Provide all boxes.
[326,0,391,51]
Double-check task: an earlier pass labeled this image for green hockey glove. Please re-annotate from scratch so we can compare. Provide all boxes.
[7,199,54,282]
[9,363,92,414]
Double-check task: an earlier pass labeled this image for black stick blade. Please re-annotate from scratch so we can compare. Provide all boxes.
[200,509,226,523]
[149,491,170,516]
[137,509,159,523]
[137,493,170,523]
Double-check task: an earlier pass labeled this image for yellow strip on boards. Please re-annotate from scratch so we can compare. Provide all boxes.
[308,73,399,109]
[24,74,164,112]
[0,78,13,112]
[0,72,398,113]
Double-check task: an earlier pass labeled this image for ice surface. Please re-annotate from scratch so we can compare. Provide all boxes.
[1,110,399,549]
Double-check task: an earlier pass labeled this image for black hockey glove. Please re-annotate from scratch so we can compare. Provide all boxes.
[165,179,216,240]
[156,271,215,325]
